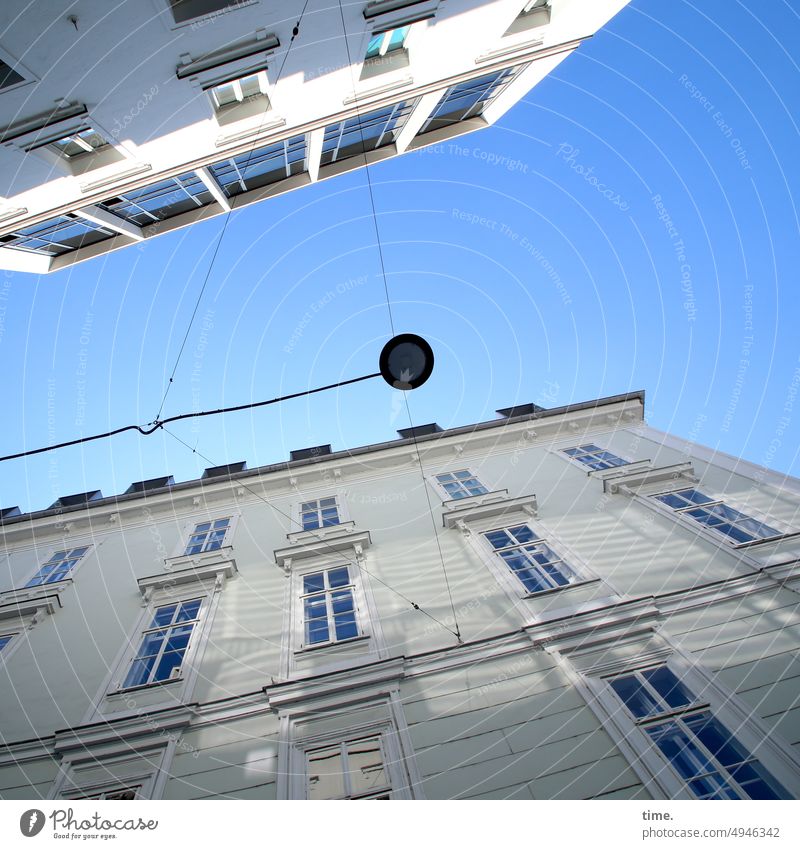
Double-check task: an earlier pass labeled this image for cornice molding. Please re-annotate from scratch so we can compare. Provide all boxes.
[442,492,537,529]
[604,462,696,494]
[274,528,372,572]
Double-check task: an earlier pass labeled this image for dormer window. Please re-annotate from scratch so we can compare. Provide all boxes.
[300,497,341,531]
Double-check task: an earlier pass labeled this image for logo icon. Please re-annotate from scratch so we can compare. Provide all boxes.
[19,810,46,837]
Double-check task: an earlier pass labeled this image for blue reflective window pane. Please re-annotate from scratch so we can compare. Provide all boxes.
[687,776,738,799]
[387,26,409,50]
[136,632,166,658]
[517,570,548,594]
[642,667,695,710]
[543,564,569,586]
[610,675,661,719]
[510,525,536,543]
[365,33,383,58]
[303,515,320,530]
[647,722,717,781]
[304,573,325,593]
[328,568,350,588]
[485,530,511,549]
[656,492,687,509]
[334,613,358,640]
[331,591,354,614]
[151,605,177,627]
[213,518,230,529]
[304,597,327,621]
[123,656,156,688]
[320,497,337,508]
[730,763,788,800]
[153,650,184,682]
[195,522,211,532]
[306,619,329,644]
[177,600,201,621]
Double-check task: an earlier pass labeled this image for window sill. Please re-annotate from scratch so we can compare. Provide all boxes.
[522,577,600,600]
[295,634,370,655]
[442,492,537,529]
[108,677,184,697]
[732,531,800,550]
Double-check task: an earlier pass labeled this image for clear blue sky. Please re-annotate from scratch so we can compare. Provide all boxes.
[1,0,799,513]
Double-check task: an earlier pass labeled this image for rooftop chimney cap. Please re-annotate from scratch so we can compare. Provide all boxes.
[201,462,247,480]
[397,422,442,439]
[125,476,175,494]
[290,445,332,462]
[496,403,547,418]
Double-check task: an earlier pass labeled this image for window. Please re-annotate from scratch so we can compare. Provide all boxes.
[435,470,488,500]
[563,444,628,471]
[122,599,201,689]
[301,567,359,647]
[65,786,140,800]
[98,172,214,225]
[419,67,522,134]
[0,58,26,91]
[300,497,341,531]
[608,666,790,800]
[184,518,231,555]
[652,489,781,544]
[208,135,306,196]
[48,128,109,159]
[365,26,410,60]
[0,214,116,256]
[0,633,15,653]
[306,735,392,799]
[483,525,575,594]
[506,0,551,35]
[321,100,418,165]
[208,70,268,112]
[25,547,89,587]
[168,0,249,25]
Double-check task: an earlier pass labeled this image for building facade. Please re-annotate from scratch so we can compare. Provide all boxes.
[0,0,630,274]
[1,391,799,800]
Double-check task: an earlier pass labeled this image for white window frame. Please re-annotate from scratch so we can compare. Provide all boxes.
[22,545,92,588]
[207,69,269,111]
[49,745,174,801]
[281,695,421,800]
[294,562,367,652]
[173,513,238,557]
[292,494,350,534]
[430,467,490,501]
[561,640,800,800]
[646,485,796,549]
[302,729,396,799]
[560,443,632,473]
[473,517,595,603]
[0,630,20,665]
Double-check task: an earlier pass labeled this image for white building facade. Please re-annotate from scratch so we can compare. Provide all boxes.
[0,0,630,274]
[1,391,799,800]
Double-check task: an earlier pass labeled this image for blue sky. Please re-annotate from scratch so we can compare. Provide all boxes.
[1,0,799,513]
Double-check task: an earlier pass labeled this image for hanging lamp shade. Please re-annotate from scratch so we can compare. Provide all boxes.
[379,334,434,391]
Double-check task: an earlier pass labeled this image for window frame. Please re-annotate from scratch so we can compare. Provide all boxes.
[0,631,19,664]
[0,47,36,95]
[604,663,792,800]
[293,561,369,652]
[292,494,350,534]
[153,0,259,30]
[478,520,585,600]
[20,544,92,589]
[303,731,394,799]
[431,467,490,502]
[647,486,793,548]
[174,513,238,558]
[560,443,631,473]
[563,640,800,801]
[207,68,270,112]
[120,597,204,690]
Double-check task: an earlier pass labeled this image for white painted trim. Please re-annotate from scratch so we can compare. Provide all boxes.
[77,204,144,240]
[194,166,231,210]
[306,127,324,182]
[394,89,441,152]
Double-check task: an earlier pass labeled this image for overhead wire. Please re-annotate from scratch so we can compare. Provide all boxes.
[335,0,462,642]
[153,0,312,423]
[162,426,461,641]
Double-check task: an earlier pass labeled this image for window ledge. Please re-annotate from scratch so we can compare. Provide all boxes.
[442,492,537,529]
[107,677,184,698]
[588,459,651,480]
[603,462,696,494]
[142,552,237,595]
[732,530,800,550]
[441,489,509,511]
[295,634,371,655]
[287,521,356,544]
[0,588,62,621]
[275,527,371,570]
[522,577,600,601]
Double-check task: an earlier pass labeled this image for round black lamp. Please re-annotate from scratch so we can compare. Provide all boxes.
[379,334,434,391]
